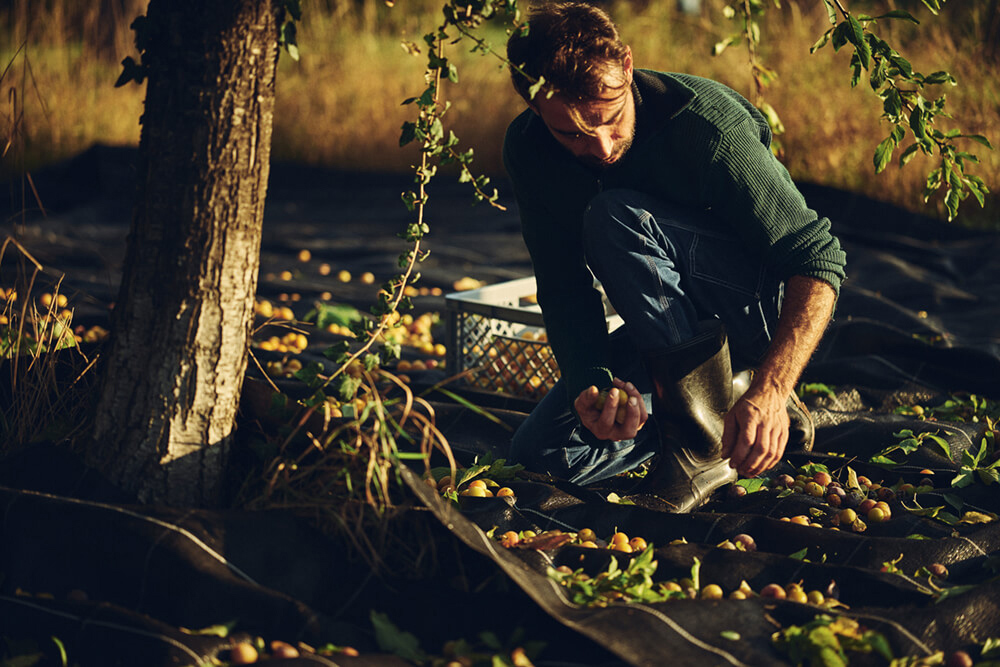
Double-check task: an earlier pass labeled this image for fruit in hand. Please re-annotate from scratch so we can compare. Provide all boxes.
[596,388,630,424]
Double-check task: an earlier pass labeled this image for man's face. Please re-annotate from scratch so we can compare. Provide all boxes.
[530,53,636,169]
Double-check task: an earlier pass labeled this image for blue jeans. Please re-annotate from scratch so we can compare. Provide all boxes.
[509,189,782,485]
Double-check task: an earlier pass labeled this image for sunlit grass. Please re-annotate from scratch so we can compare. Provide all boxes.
[1,0,997,226]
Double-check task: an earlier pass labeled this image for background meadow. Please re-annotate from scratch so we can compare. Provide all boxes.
[2,0,998,226]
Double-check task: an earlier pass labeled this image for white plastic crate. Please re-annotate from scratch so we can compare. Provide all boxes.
[445,276,621,399]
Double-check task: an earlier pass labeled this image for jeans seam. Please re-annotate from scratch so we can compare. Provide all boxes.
[642,235,683,342]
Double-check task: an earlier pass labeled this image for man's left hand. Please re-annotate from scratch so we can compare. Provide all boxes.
[721,388,788,477]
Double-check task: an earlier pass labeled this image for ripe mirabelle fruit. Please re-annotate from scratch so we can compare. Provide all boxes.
[230,643,258,664]
[701,584,724,600]
[596,389,629,423]
[500,531,520,548]
[609,532,629,549]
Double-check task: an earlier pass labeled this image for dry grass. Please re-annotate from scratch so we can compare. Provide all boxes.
[0,237,97,455]
[1,0,998,226]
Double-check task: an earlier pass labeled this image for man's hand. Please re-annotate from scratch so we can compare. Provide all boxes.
[721,387,789,477]
[721,275,837,477]
[574,378,647,441]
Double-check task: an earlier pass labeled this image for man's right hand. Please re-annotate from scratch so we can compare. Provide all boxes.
[574,378,647,441]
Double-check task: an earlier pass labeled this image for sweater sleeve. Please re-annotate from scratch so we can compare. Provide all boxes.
[503,119,615,400]
[703,112,847,296]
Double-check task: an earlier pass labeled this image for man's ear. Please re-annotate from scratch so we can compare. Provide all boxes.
[622,46,634,83]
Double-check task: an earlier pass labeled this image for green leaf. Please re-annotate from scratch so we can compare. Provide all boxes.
[875,9,919,23]
[310,303,362,329]
[831,22,851,51]
[952,469,974,489]
[180,620,238,637]
[934,584,978,604]
[899,142,920,167]
[890,54,914,78]
[925,434,952,460]
[874,136,895,173]
[823,0,837,24]
[527,75,546,100]
[942,493,964,511]
[846,15,865,48]
[855,36,872,70]
[870,59,887,90]
[371,611,427,662]
[399,121,418,147]
[977,468,1000,485]
[909,107,926,139]
[923,70,955,85]
[713,34,742,56]
[337,374,363,402]
[114,56,145,87]
[810,31,832,54]
[789,547,809,560]
[721,631,742,641]
[982,637,1000,659]
[964,134,995,149]
[736,478,767,493]
[865,632,895,661]
[883,89,902,119]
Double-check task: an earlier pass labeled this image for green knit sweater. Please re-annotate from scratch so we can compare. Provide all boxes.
[502,70,848,400]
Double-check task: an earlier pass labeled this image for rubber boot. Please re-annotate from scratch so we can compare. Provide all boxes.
[635,320,738,512]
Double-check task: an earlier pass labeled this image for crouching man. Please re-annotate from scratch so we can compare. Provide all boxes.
[502,2,846,511]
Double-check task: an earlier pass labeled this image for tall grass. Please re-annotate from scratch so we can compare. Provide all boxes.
[1,0,998,226]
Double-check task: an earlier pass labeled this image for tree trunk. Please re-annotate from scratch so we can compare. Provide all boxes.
[89,0,281,506]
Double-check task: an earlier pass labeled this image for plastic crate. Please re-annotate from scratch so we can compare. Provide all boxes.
[445,276,620,399]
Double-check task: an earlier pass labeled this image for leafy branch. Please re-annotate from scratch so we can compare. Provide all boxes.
[714,0,992,221]
[812,0,993,221]
[868,428,951,466]
[399,0,522,210]
[714,0,785,153]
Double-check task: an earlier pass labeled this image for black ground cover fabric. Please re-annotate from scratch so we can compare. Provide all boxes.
[2,151,1000,665]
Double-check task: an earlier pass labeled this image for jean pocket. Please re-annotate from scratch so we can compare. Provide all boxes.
[688,233,765,298]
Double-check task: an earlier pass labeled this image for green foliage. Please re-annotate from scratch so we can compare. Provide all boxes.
[114,16,149,88]
[277,0,302,61]
[304,302,362,330]
[429,451,524,488]
[772,615,893,667]
[548,548,698,607]
[369,611,544,666]
[371,611,427,663]
[869,428,951,466]
[951,429,1000,488]
[812,0,992,221]
[398,1,522,210]
[714,0,993,221]
[798,382,837,400]
[714,0,785,152]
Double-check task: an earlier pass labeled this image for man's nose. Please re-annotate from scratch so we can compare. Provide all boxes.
[589,129,615,160]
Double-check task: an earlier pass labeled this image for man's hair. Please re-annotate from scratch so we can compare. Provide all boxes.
[506,2,630,103]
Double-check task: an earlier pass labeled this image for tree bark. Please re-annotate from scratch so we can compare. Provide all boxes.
[89,0,281,506]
